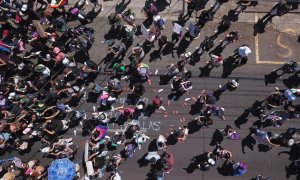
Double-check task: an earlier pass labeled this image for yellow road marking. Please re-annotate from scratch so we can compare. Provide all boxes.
[276,28,295,58]
[255,14,299,64]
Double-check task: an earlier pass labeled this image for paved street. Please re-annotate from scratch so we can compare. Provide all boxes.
[2,0,300,179]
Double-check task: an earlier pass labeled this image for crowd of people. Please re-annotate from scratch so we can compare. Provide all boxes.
[0,0,299,179]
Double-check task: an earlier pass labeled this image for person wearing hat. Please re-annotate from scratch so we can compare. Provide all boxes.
[124,24,136,41]
[88,82,102,94]
[153,15,166,30]
[122,8,135,26]
[112,62,127,79]
[130,44,145,63]
[34,64,51,77]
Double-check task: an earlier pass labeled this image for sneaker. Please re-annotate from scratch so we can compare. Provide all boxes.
[275,87,279,91]
[219,85,222,88]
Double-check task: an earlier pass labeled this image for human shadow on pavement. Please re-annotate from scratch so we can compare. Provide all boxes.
[209,42,226,56]
[217,160,233,176]
[278,143,300,161]
[166,134,178,146]
[148,139,159,152]
[283,71,300,88]
[144,104,157,117]
[168,91,185,101]
[187,120,202,135]
[264,70,281,86]
[285,160,300,179]
[199,63,213,78]
[153,0,170,13]
[149,49,162,62]
[175,38,191,58]
[241,134,255,154]
[160,42,175,57]
[234,109,250,129]
[209,129,224,146]
[189,99,205,115]
[253,16,272,36]
[115,0,131,14]
[221,56,237,78]
[137,153,149,167]
[184,155,203,173]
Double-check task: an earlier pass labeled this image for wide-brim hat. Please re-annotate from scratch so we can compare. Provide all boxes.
[88,82,96,89]
[8,92,16,100]
[153,15,161,21]
[35,64,46,72]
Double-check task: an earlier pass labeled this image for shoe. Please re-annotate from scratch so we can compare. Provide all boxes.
[275,87,279,91]
[219,85,222,88]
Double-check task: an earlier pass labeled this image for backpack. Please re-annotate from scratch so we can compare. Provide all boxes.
[203,37,214,51]
[194,26,201,36]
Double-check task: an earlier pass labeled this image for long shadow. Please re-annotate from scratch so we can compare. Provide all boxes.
[154,0,170,13]
[189,49,201,66]
[217,160,233,176]
[142,41,154,56]
[283,71,300,88]
[199,63,213,78]
[189,99,205,115]
[285,160,300,179]
[234,110,250,129]
[86,8,102,24]
[166,134,178,146]
[137,153,150,167]
[241,134,255,154]
[115,0,131,14]
[209,42,226,56]
[226,9,239,22]
[149,49,162,62]
[264,70,281,86]
[99,53,115,65]
[144,104,157,117]
[187,120,202,135]
[161,42,175,57]
[221,56,237,78]
[278,143,300,161]
[167,91,185,101]
[148,139,158,152]
[175,38,191,57]
[209,129,224,146]
[184,155,203,173]
[253,14,272,36]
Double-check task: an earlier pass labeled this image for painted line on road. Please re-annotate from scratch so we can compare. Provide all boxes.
[255,13,300,65]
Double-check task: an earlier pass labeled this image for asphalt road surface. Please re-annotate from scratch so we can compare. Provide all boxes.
[2,0,300,180]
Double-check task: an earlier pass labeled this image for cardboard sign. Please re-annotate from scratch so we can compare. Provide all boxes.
[173,23,182,34]
[140,23,149,39]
